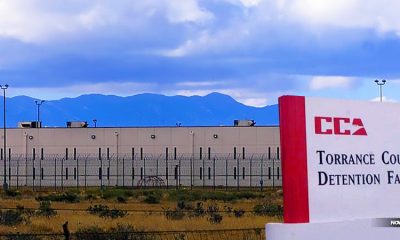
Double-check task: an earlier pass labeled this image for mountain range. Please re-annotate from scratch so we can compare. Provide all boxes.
[3,93,279,128]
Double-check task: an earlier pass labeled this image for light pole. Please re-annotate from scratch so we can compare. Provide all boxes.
[374,79,386,102]
[34,100,45,128]
[1,84,8,190]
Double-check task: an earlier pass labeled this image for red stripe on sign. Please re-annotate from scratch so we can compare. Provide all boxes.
[279,96,309,223]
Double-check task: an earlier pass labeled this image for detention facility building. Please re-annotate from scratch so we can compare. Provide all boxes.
[0,124,281,189]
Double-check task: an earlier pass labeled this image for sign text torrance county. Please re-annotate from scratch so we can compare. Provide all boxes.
[317,150,400,186]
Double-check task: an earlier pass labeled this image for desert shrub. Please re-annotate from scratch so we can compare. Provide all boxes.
[164,208,185,220]
[4,189,20,197]
[168,189,261,202]
[0,210,24,225]
[36,201,57,217]
[117,196,127,203]
[5,233,39,240]
[173,233,186,240]
[75,226,107,240]
[189,202,205,217]
[253,203,283,217]
[77,224,153,240]
[16,205,35,217]
[177,201,194,210]
[208,212,223,224]
[143,194,161,204]
[233,208,245,218]
[87,204,127,218]
[206,203,219,214]
[36,192,79,203]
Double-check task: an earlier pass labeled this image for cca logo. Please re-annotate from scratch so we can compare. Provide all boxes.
[314,116,367,136]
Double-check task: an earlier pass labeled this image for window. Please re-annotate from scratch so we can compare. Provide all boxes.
[277,167,280,180]
[140,148,143,160]
[41,168,44,180]
[66,168,68,180]
[234,147,237,159]
[166,167,169,179]
[268,167,271,180]
[41,148,44,160]
[242,167,245,179]
[98,167,102,180]
[242,147,245,159]
[132,168,135,179]
[8,148,11,160]
[107,148,110,160]
[234,167,237,179]
[208,147,211,160]
[98,148,102,160]
[174,165,178,180]
[132,148,135,160]
[200,147,202,160]
[74,168,77,180]
[1,148,3,160]
[32,148,36,161]
[140,167,143,180]
[107,167,110,180]
[200,167,203,180]
[33,168,35,180]
[166,148,169,160]
[73,148,77,160]
[208,167,211,180]
[65,148,68,160]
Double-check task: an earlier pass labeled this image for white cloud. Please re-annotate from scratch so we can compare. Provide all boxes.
[8,82,157,100]
[310,76,356,90]
[165,0,213,24]
[0,0,213,43]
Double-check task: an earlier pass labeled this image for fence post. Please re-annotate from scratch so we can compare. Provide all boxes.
[202,156,205,188]
[39,156,42,189]
[54,157,57,191]
[237,155,239,191]
[32,153,35,191]
[260,155,264,191]
[272,157,275,190]
[213,157,216,190]
[225,158,228,191]
[16,155,19,189]
[122,156,125,187]
[76,155,79,189]
[61,157,64,191]
[190,156,193,190]
[85,156,87,190]
[250,156,253,189]
[178,156,181,187]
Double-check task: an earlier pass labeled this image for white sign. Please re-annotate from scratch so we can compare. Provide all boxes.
[279,96,400,223]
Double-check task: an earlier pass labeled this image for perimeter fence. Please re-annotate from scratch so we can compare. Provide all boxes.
[0,153,281,190]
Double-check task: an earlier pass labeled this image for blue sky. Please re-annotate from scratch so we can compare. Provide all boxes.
[1,0,400,106]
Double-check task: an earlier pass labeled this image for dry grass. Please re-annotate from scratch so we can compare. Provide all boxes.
[0,188,283,234]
